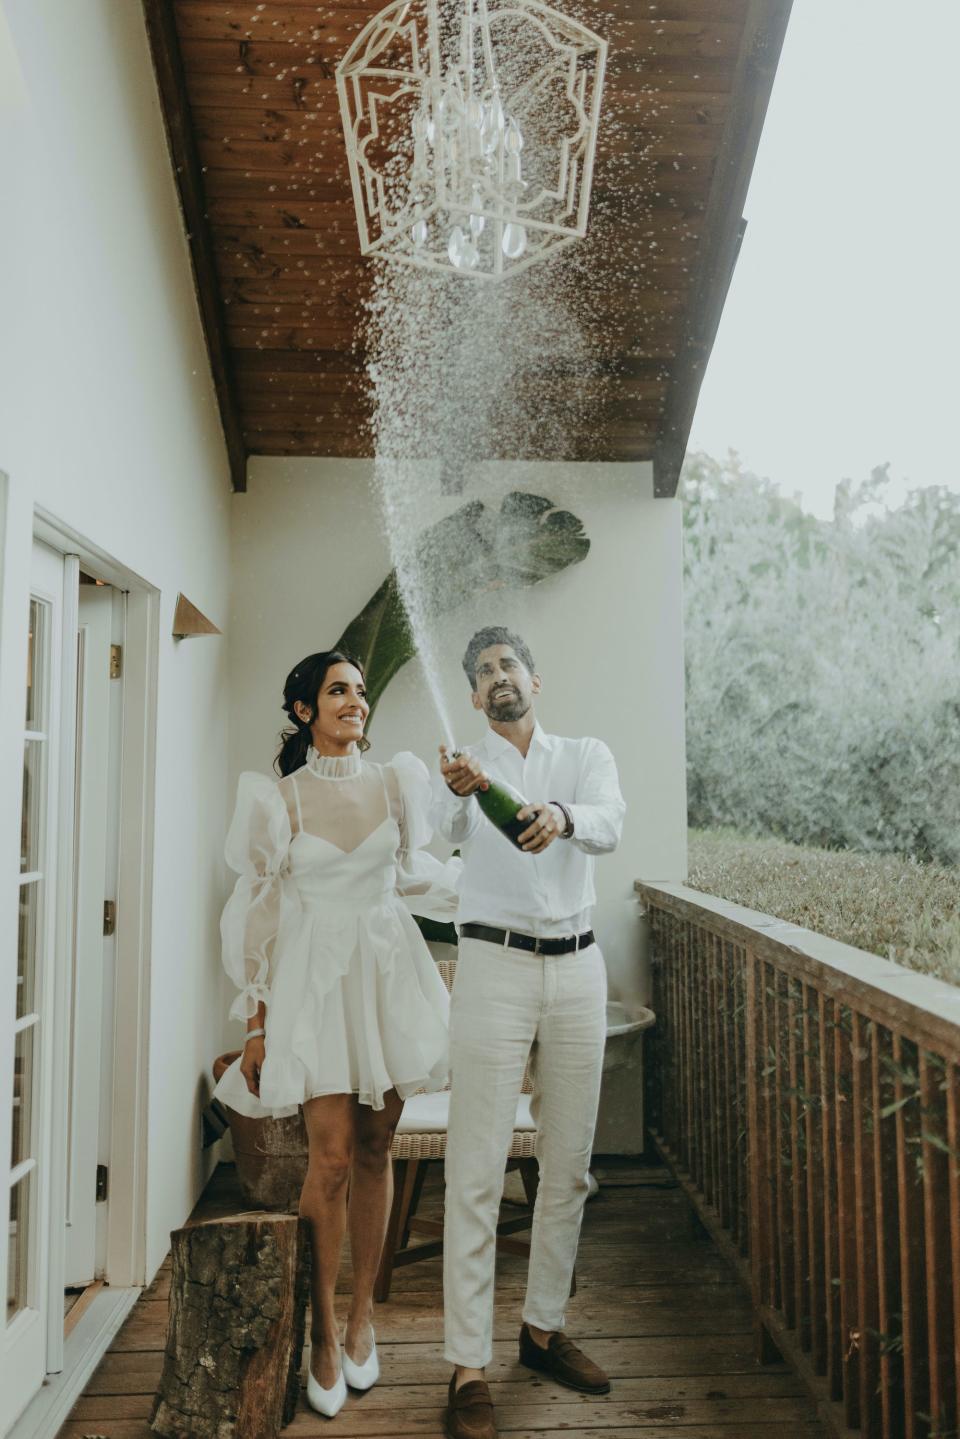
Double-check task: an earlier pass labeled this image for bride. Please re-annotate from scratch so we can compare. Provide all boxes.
[213,650,458,1418]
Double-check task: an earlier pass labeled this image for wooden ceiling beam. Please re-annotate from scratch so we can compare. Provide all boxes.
[652,0,793,498]
[142,0,248,491]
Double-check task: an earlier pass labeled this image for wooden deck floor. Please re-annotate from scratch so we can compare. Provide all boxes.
[60,1157,827,1437]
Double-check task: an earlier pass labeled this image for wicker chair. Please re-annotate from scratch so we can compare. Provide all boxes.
[374,955,539,1302]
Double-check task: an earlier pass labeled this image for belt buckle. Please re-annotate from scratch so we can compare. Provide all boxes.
[532,936,543,956]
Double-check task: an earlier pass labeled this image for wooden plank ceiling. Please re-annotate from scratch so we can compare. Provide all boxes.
[144,0,792,493]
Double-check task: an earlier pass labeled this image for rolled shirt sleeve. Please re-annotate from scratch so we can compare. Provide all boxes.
[565,738,626,855]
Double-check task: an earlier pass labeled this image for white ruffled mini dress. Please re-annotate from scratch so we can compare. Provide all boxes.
[213,748,460,1118]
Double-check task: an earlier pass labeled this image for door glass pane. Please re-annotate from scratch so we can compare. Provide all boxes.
[11,1026,34,1170]
[16,883,38,1020]
[20,739,42,875]
[25,599,45,730]
[7,1173,31,1321]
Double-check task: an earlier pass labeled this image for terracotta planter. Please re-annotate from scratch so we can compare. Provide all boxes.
[213,1051,308,1211]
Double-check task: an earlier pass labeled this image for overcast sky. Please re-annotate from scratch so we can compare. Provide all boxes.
[687,3,960,519]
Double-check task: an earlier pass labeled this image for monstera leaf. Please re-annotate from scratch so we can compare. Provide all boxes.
[335,492,589,720]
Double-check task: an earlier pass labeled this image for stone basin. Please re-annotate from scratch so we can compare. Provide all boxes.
[603,998,655,1071]
[593,998,656,1153]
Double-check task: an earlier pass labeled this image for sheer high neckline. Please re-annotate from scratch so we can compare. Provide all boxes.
[305,747,363,779]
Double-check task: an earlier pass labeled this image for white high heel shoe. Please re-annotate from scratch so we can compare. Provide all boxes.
[342,1328,379,1391]
[306,1353,347,1418]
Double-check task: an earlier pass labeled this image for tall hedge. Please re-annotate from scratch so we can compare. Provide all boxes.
[682,452,960,864]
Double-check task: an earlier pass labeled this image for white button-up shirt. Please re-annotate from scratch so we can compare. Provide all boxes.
[430,723,625,936]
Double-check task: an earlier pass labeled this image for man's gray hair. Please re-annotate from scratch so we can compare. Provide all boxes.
[462,627,536,690]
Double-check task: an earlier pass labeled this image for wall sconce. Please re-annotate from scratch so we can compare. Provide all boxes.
[172,594,221,640]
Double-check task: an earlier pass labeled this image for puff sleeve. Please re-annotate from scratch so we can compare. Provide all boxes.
[389,752,462,921]
[220,772,294,1021]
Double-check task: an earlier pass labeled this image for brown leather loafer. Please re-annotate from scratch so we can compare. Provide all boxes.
[444,1374,498,1439]
[518,1323,611,1394]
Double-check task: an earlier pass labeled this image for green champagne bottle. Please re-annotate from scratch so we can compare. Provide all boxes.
[475,776,530,850]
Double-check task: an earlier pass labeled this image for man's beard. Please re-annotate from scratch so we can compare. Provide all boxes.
[485,690,530,722]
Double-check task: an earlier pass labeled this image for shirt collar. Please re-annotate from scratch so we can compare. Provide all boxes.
[480,721,553,758]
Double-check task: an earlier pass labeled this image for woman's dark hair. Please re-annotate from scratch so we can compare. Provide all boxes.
[275,651,370,777]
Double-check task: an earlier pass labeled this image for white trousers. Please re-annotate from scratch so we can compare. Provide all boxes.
[443,936,607,1368]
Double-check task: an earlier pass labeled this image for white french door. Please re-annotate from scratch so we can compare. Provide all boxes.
[2,546,126,1424]
[1,519,152,1436]
[65,581,119,1285]
[2,540,69,1430]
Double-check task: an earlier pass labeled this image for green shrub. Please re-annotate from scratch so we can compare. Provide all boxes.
[683,453,960,864]
[687,828,960,985]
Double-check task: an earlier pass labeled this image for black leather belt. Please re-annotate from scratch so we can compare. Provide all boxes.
[460,922,595,956]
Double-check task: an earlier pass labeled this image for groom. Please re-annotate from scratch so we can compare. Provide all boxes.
[432,626,625,1439]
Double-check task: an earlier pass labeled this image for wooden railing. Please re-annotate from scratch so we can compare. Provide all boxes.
[636,881,960,1439]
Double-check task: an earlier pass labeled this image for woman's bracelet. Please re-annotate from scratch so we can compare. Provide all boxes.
[244,1027,266,1043]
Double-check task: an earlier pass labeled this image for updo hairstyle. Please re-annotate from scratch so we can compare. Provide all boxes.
[275,650,370,777]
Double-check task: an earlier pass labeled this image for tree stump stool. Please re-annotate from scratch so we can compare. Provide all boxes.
[151,1212,311,1439]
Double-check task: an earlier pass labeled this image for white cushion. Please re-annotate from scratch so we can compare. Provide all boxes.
[397,1090,535,1135]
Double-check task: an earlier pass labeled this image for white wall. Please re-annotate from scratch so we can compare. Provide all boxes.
[0,2,232,1281]
[229,457,687,1028]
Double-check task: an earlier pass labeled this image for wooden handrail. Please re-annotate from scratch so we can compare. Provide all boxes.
[636,879,960,1439]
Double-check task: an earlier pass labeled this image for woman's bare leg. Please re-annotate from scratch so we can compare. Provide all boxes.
[300,1093,355,1387]
[344,1089,404,1362]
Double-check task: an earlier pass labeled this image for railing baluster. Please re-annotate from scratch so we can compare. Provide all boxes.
[746,946,773,1356]
[789,976,808,1350]
[706,928,721,1209]
[693,922,706,1193]
[719,935,733,1230]
[945,1063,960,1439]
[765,961,783,1311]
[646,911,662,1138]
[666,913,678,1151]
[776,970,795,1329]
[835,1001,862,1428]
[894,1033,927,1439]
[662,913,675,1151]
[699,923,711,1196]
[804,981,826,1373]
[774,969,787,1316]
[701,928,713,1203]
[821,992,843,1401]
[681,918,693,1172]
[852,1012,882,1436]
[919,1049,956,1436]
[771,961,782,1312]
[702,938,716,1208]
[872,1022,904,1439]
[735,945,749,1255]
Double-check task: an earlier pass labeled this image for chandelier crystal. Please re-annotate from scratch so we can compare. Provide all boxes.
[336,0,607,280]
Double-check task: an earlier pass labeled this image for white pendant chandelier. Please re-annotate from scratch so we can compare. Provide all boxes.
[336,0,607,280]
